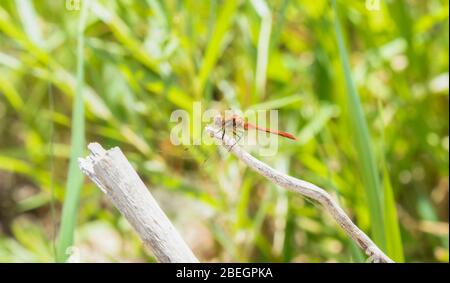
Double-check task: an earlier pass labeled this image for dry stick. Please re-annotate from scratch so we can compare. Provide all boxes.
[205,122,394,263]
[78,143,199,263]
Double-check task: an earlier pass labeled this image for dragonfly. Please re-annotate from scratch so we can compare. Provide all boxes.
[215,114,298,150]
[161,113,298,167]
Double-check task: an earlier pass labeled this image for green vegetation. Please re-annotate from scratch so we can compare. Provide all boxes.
[0,0,448,262]
[56,0,90,263]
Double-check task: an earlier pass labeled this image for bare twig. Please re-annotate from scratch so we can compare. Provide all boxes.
[205,122,394,263]
[78,143,199,263]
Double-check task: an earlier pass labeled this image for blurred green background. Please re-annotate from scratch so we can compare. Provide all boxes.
[0,0,448,262]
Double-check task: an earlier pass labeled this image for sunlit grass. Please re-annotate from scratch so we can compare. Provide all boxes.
[0,0,447,263]
[55,1,90,262]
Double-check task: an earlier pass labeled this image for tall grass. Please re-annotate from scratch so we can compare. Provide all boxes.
[0,0,447,263]
[332,0,403,260]
[332,0,385,248]
[250,0,271,100]
[196,0,239,97]
[55,1,90,262]
[379,101,404,262]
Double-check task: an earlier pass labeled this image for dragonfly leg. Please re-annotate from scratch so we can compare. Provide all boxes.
[214,119,231,135]
[228,129,244,152]
[219,119,234,140]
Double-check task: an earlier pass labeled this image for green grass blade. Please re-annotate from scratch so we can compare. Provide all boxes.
[196,0,239,96]
[382,166,404,262]
[349,241,365,263]
[250,0,272,99]
[248,94,302,110]
[16,0,44,47]
[379,101,404,262]
[55,1,90,263]
[297,104,339,145]
[331,0,386,250]
[0,74,24,111]
[91,2,160,74]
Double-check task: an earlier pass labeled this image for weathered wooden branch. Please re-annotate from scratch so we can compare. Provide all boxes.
[78,143,198,263]
[78,124,392,263]
[205,119,394,263]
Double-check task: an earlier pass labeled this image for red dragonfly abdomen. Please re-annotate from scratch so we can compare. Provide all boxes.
[244,122,298,141]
